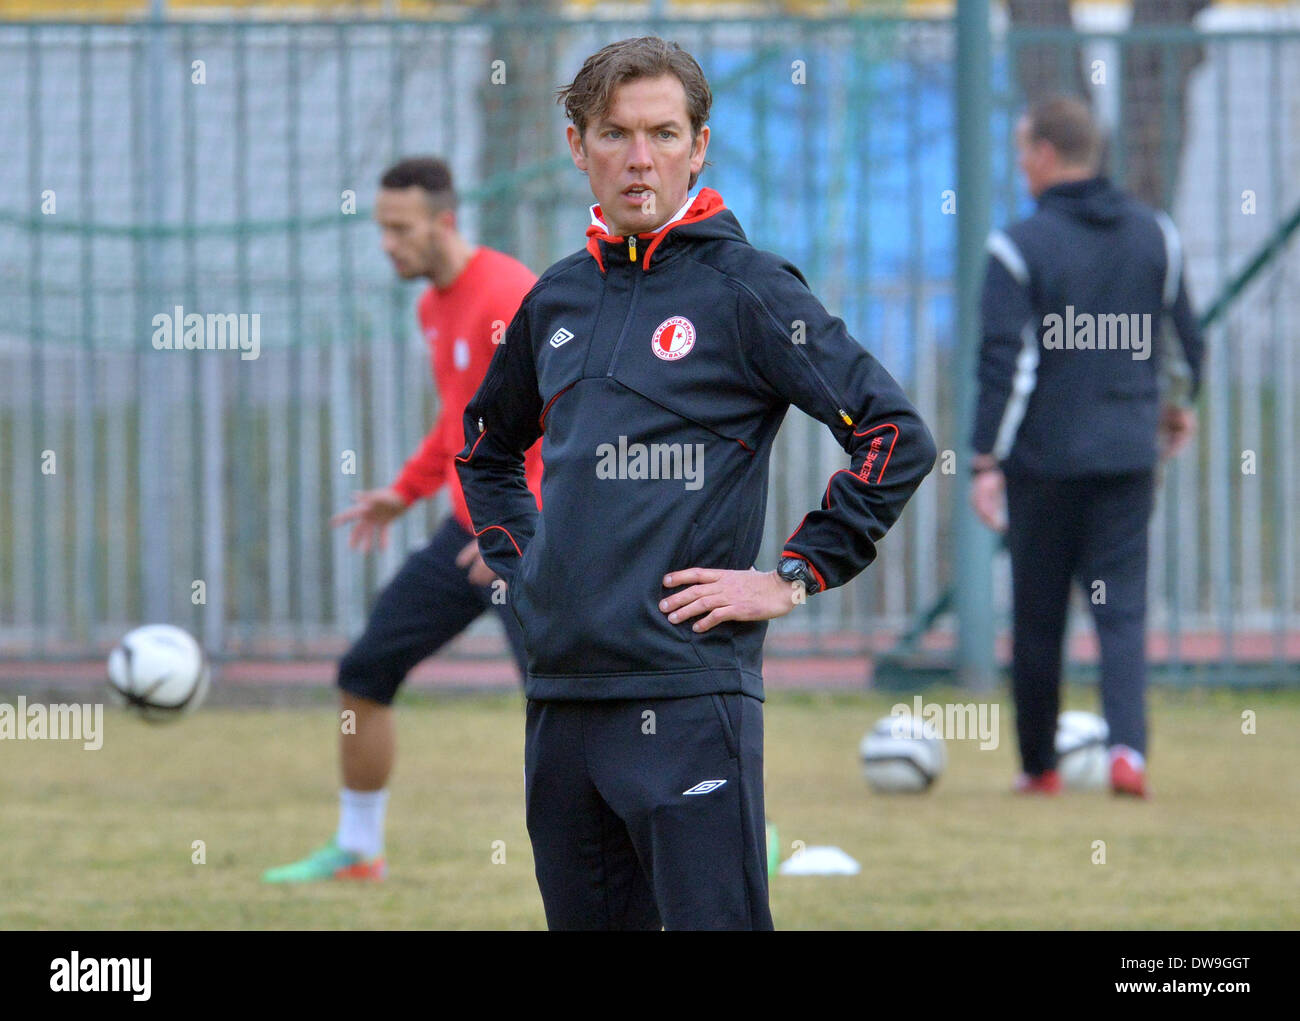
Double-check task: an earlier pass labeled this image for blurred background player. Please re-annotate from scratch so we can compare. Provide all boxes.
[969,97,1203,799]
[263,157,541,882]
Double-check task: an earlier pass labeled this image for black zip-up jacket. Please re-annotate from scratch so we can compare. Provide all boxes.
[456,188,936,701]
[971,176,1204,478]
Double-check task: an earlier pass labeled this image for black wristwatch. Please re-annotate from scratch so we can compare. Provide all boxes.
[777,557,822,595]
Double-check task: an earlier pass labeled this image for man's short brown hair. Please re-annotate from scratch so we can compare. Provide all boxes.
[1026,96,1102,169]
[557,36,712,187]
[379,156,456,215]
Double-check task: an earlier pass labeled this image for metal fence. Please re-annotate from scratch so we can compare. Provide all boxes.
[0,10,1296,681]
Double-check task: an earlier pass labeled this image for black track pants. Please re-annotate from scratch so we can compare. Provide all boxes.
[337,516,527,704]
[524,693,774,931]
[1004,470,1155,774]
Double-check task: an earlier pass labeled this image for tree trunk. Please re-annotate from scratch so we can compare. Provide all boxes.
[479,0,561,261]
[1006,0,1088,103]
[1121,0,1212,206]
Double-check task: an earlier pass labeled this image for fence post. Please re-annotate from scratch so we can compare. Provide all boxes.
[954,0,997,692]
[141,0,172,625]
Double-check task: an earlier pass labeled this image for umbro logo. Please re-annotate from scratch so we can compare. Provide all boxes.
[682,779,727,796]
[549,327,574,349]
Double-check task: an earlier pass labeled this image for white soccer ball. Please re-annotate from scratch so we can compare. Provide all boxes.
[1055,710,1109,789]
[859,714,947,793]
[107,624,210,723]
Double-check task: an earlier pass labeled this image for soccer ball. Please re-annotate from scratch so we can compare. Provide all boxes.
[859,714,947,793]
[1055,710,1109,789]
[107,624,210,723]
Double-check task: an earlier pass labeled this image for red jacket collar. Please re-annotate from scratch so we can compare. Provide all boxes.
[584,187,728,272]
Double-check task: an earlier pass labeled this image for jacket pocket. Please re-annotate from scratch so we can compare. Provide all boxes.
[512,509,707,676]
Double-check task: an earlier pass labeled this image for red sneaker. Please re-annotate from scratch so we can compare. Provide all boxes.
[1013,769,1063,795]
[1110,755,1148,799]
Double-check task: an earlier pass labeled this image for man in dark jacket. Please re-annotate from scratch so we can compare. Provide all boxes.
[970,96,1203,799]
[456,36,935,929]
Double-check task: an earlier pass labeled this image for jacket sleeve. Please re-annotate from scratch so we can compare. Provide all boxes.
[391,416,451,506]
[736,255,936,592]
[1164,261,1205,404]
[454,299,543,586]
[971,235,1037,458]
[1153,210,1203,404]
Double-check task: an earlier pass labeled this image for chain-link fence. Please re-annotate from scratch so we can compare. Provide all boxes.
[0,8,1296,682]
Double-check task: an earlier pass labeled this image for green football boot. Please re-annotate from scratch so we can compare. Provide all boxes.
[261,839,387,884]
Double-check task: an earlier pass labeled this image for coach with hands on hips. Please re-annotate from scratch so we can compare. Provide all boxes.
[970,96,1204,799]
[457,36,934,929]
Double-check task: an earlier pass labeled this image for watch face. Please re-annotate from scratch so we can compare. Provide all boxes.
[780,559,817,592]
[778,560,800,581]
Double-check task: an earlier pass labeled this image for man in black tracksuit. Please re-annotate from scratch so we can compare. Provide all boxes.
[456,37,935,929]
[970,97,1203,798]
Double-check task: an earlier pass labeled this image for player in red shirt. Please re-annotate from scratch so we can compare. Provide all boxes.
[263,157,540,883]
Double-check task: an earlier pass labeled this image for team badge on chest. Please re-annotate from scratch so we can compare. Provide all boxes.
[651,316,697,361]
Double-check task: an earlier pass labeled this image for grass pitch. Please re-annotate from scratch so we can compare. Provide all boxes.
[2,686,1297,929]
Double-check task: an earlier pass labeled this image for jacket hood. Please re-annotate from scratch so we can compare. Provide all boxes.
[584,187,746,271]
[1037,176,1125,226]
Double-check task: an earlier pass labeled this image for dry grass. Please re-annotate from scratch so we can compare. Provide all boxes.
[2,686,1296,929]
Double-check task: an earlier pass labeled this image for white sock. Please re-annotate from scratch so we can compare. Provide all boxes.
[1110,745,1146,770]
[337,788,389,859]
